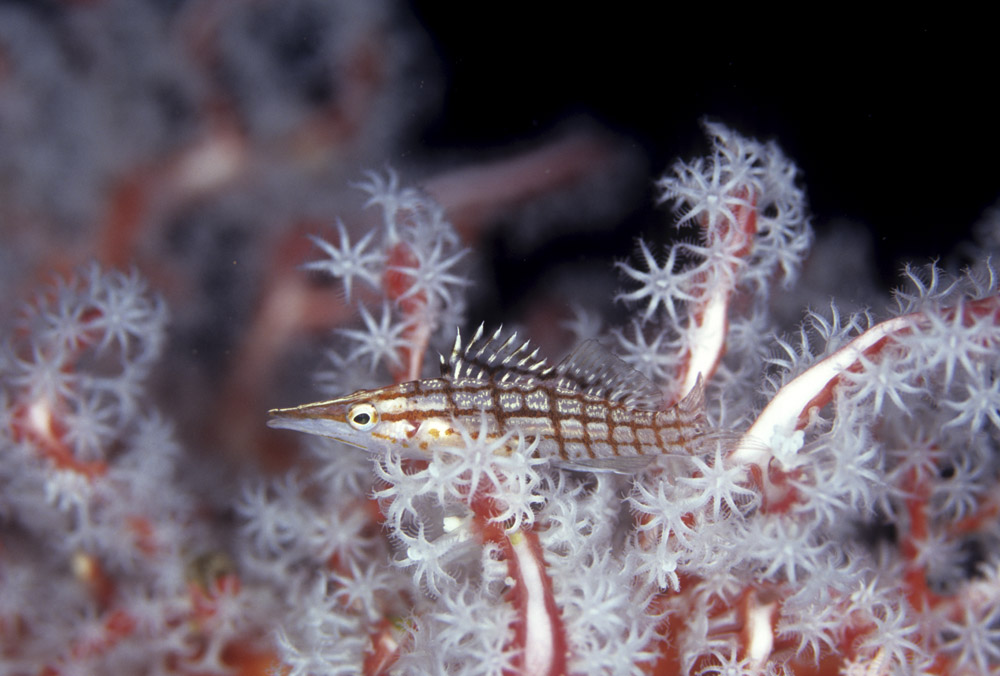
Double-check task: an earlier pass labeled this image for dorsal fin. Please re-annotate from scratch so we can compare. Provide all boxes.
[439,324,552,383]
[552,340,664,410]
[439,327,667,411]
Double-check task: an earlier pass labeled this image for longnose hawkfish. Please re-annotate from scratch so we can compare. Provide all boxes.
[268,325,712,473]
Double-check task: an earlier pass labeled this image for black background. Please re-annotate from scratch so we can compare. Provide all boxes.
[408,8,996,295]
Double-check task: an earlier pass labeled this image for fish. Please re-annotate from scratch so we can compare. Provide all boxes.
[267,325,710,474]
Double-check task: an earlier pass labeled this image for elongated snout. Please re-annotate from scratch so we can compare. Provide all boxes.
[266,400,349,437]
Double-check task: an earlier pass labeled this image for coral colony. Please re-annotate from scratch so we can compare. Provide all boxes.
[4,118,1000,676]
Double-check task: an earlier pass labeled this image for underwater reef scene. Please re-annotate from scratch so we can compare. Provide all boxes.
[1,3,999,675]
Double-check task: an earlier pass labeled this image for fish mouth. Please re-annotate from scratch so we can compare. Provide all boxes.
[266,400,349,437]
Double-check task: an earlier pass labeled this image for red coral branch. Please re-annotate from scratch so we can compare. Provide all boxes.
[674,187,758,401]
[470,497,568,676]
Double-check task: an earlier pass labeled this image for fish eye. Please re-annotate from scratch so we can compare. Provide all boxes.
[347,403,378,431]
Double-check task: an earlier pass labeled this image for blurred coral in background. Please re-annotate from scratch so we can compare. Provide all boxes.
[2,2,999,675]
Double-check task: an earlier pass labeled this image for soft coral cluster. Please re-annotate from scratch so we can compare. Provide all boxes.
[249,123,1000,676]
[0,266,279,674]
[4,119,1000,676]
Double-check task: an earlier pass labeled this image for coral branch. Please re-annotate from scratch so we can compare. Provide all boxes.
[506,530,567,676]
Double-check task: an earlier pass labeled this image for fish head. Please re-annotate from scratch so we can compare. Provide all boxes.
[267,384,416,453]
